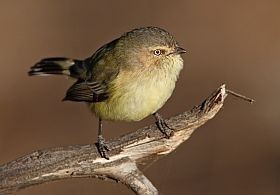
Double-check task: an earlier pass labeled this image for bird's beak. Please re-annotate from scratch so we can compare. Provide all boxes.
[175,46,187,54]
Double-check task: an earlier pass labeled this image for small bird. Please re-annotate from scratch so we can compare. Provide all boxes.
[29,26,186,159]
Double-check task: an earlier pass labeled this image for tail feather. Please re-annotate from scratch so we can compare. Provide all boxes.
[28,57,86,79]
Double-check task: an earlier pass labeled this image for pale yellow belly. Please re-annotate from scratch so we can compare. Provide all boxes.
[89,71,177,121]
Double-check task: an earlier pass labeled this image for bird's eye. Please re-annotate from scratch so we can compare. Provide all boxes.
[153,49,163,56]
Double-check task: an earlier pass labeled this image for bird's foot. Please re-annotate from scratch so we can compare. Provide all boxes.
[96,135,110,160]
[154,114,174,138]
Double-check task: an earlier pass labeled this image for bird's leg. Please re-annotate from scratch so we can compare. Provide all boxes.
[153,113,174,138]
[96,118,110,159]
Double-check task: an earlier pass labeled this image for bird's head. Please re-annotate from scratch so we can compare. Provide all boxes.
[115,26,187,70]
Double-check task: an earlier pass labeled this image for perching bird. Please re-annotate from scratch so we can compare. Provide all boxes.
[29,26,186,159]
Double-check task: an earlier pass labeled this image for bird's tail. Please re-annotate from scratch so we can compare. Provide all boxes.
[28,57,86,79]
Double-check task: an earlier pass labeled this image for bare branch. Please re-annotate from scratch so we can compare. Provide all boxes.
[0,84,248,195]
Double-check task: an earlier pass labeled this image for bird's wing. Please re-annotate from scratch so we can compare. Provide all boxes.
[63,38,120,103]
[63,80,109,102]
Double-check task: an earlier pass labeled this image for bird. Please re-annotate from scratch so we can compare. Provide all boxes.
[28,26,187,159]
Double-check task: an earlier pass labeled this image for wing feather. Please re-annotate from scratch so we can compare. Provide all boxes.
[63,80,109,102]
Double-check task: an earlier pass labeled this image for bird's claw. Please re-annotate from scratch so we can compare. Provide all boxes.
[155,115,174,138]
[96,135,110,160]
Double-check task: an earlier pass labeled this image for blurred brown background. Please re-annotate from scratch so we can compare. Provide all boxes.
[0,0,279,194]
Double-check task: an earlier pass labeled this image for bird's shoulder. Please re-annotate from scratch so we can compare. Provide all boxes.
[86,38,121,83]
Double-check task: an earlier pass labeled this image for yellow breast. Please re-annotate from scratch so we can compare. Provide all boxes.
[90,57,183,121]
